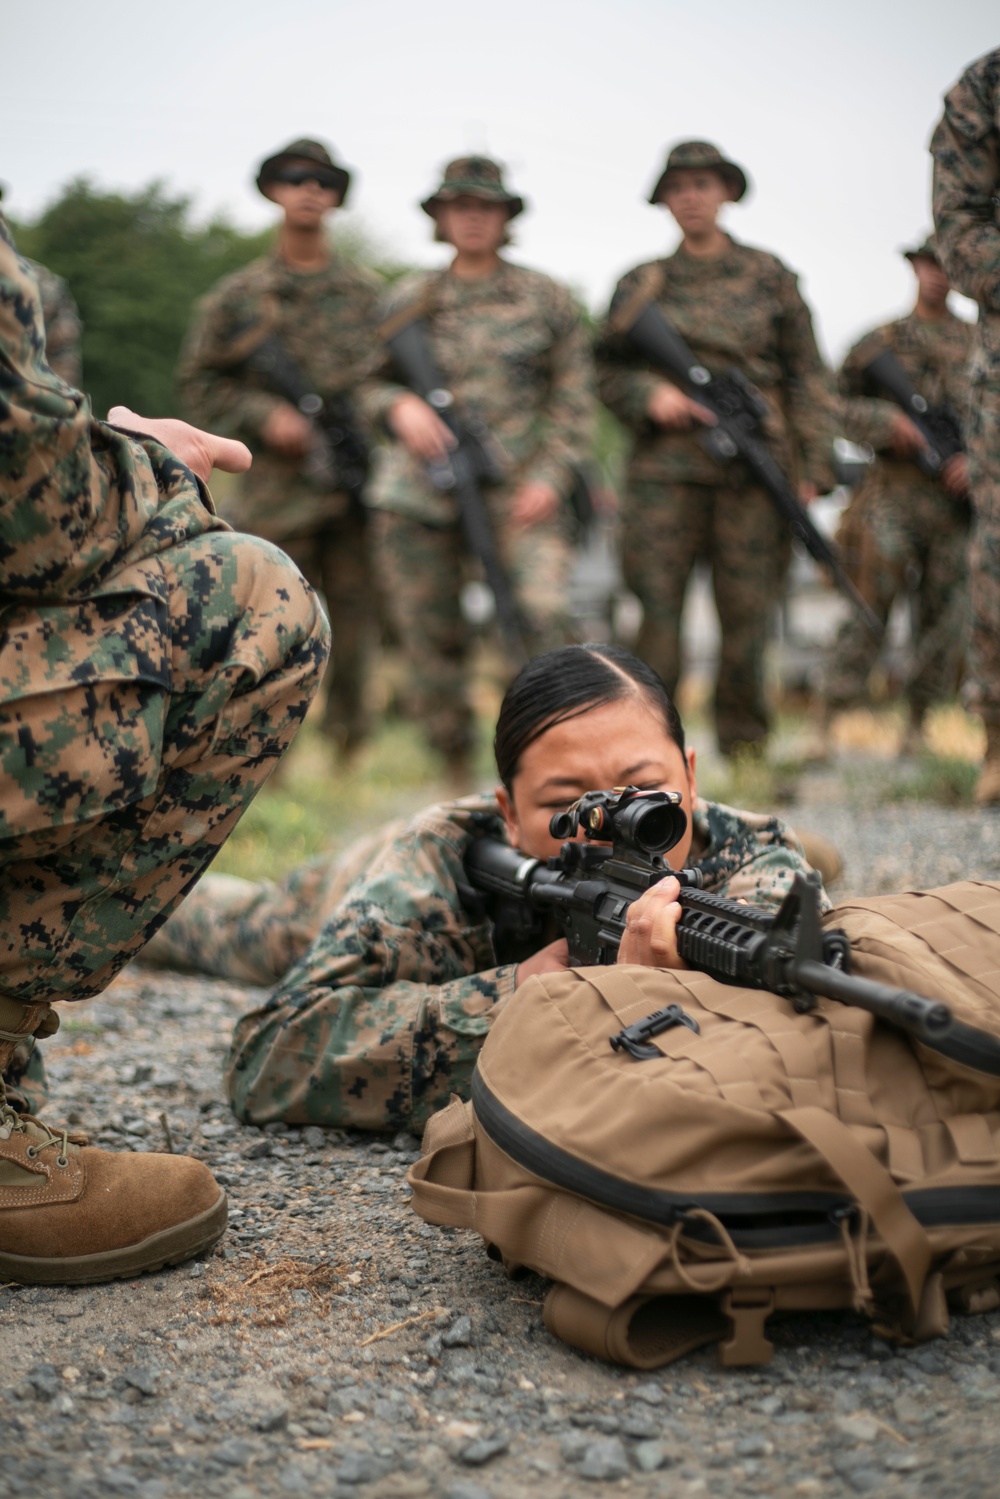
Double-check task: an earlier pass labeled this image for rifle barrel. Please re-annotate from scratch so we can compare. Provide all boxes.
[792,958,952,1042]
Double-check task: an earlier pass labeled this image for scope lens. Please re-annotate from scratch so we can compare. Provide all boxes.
[548,811,575,840]
[615,798,686,854]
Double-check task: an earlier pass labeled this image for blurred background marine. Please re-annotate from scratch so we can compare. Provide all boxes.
[178,139,380,761]
[816,237,972,754]
[595,140,837,759]
[360,156,596,783]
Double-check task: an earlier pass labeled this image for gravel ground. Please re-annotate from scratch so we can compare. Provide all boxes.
[5,758,1000,1499]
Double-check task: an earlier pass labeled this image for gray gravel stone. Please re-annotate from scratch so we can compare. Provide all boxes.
[458,1435,509,1466]
[442,1315,473,1348]
[579,1437,630,1481]
[634,1439,668,1472]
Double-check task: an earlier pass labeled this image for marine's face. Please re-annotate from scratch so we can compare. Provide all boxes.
[660,169,730,236]
[911,255,951,307]
[268,171,341,228]
[496,697,697,867]
[434,197,509,253]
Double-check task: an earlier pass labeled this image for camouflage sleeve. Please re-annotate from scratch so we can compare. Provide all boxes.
[0,216,177,599]
[522,281,596,495]
[693,799,832,915]
[223,801,521,1132]
[931,52,1000,311]
[594,267,664,429]
[774,266,838,489]
[838,332,898,452]
[30,262,83,388]
[176,285,282,439]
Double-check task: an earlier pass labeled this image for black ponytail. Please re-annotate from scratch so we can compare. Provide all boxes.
[494,644,685,789]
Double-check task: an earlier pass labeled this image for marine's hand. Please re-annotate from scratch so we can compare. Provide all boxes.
[646,382,715,430]
[516,939,571,987]
[888,411,928,459]
[617,877,690,970]
[261,402,313,456]
[941,452,970,499]
[511,480,560,527]
[107,408,252,482]
[389,393,456,461]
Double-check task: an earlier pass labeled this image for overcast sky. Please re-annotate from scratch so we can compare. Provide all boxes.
[4,1,996,361]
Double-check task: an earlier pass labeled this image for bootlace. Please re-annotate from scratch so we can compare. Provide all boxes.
[0,1083,70,1167]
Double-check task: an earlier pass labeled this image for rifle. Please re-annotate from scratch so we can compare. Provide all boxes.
[860,348,968,498]
[239,335,370,513]
[611,295,884,640]
[383,314,529,663]
[463,786,1000,1070]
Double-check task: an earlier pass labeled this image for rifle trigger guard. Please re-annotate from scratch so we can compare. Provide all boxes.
[610,1003,700,1061]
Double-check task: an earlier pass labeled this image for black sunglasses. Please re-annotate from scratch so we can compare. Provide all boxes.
[271,166,341,192]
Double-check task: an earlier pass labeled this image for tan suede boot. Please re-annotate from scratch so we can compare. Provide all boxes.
[0,997,227,1285]
[976,723,1000,806]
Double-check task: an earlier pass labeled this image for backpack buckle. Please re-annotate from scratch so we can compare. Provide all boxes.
[718,1287,775,1367]
[609,1004,700,1060]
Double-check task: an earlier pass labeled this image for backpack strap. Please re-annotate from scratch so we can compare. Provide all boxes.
[780,1105,932,1317]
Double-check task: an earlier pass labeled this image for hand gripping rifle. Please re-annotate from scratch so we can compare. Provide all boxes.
[611,295,884,640]
[859,349,968,500]
[240,335,370,514]
[382,313,529,663]
[464,786,1000,1070]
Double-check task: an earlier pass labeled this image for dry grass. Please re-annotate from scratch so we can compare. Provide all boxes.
[204,1255,349,1327]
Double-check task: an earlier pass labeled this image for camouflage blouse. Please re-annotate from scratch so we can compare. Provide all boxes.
[209,794,826,1133]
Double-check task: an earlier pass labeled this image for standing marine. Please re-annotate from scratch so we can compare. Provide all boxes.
[931,48,1000,802]
[817,238,972,752]
[178,139,380,759]
[360,156,596,782]
[595,141,837,758]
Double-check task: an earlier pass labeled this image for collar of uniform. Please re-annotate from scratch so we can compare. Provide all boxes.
[440,256,514,298]
[667,232,741,277]
[266,249,354,290]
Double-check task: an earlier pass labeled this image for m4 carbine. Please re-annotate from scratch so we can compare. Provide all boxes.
[382,313,529,663]
[611,295,884,640]
[860,348,968,499]
[241,335,370,511]
[465,785,1000,1071]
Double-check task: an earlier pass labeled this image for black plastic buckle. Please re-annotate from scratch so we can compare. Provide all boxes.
[609,1004,700,1060]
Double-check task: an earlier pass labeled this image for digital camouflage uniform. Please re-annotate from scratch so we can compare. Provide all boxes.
[144,794,828,1133]
[0,214,330,1108]
[822,308,973,718]
[25,258,82,388]
[596,237,836,754]
[362,191,595,760]
[177,250,380,751]
[932,49,1000,734]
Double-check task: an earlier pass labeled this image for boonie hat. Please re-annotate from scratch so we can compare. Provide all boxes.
[256,138,351,205]
[648,140,749,205]
[902,236,940,265]
[421,157,525,219]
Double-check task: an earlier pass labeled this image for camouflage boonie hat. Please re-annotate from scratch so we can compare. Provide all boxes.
[902,236,940,265]
[421,157,525,219]
[648,140,749,204]
[256,138,351,205]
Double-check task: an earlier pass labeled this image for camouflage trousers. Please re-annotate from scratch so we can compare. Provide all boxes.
[966,386,1000,725]
[256,507,375,752]
[820,484,969,717]
[1,531,329,1104]
[370,505,576,759]
[622,479,789,753]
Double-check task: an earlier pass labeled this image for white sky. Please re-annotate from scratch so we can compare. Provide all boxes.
[4,0,997,361]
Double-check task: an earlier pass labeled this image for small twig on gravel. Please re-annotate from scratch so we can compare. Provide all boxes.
[358,1306,446,1346]
[511,1298,543,1306]
[159,1112,175,1154]
[863,1412,910,1445]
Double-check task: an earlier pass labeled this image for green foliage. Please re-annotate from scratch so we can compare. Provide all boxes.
[12,178,275,416]
[879,753,978,807]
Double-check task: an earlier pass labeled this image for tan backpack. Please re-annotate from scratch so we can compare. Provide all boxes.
[408,881,1000,1369]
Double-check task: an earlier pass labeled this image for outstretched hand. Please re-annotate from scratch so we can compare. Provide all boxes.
[107,407,253,483]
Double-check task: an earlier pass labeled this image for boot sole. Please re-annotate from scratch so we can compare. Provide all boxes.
[0,1189,228,1286]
